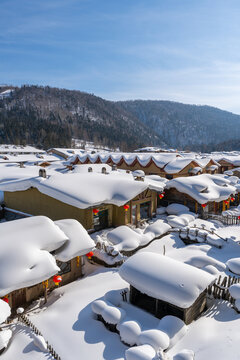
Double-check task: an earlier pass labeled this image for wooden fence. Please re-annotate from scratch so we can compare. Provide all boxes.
[208,275,240,306]
[204,213,240,226]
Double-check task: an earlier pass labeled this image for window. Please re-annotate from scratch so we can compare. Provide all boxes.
[166,174,173,180]
[140,202,151,220]
[132,205,137,225]
[56,260,71,275]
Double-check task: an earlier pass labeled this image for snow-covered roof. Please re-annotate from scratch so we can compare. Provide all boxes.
[0,145,44,154]
[119,252,215,308]
[164,158,194,174]
[54,219,95,261]
[165,174,236,204]
[0,216,94,296]
[0,171,165,209]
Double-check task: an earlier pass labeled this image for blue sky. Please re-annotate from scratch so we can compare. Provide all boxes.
[1,0,240,112]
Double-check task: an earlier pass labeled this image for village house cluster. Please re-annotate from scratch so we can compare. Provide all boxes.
[1,145,240,358]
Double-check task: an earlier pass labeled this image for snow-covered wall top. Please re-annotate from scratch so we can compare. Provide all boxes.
[71,152,219,174]
[119,252,215,308]
[165,174,236,204]
[0,171,165,208]
[0,216,94,296]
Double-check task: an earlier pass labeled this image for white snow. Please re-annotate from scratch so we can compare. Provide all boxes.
[143,220,171,239]
[0,330,12,351]
[229,284,240,299]
[138,329,170,351]
[166,174,236,204]
[107,226,149,251]
[53,219,95,261]
[226,257,240,275]
[0,216,94,296]
[0,300,11,324]
[119,252,215,308]
[0,171,165,209]
[166,204,190,215]
[32,334,48,352]
[173,349,195,360]
[117,320,142,346]
[125,344,156,360]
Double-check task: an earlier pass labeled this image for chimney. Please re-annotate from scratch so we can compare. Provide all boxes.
[39,168,47,178]
[132,170,145,181]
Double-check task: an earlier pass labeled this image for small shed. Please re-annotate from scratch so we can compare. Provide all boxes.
[119,252,215,324]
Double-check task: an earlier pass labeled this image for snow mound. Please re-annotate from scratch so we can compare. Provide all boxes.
[166,204,189,215]
[157,315,188,348]
[138,329,170,351]
[91,299,107,314]
[125,344,156,360]
[102,305,126,325]
[185,255,226,272]
[117,320,141,346]
[143,220,171,239]
[107,226,149,251]
[235,299,240,312]
[33,334,48,352]
[0,330,12,350]
[92,299,125,324]
[167,216,188,228]
[226,258,240,275]
[173,349,195,360]
[229,284,240,299]
[156,207,166,215]
[0,299,11,323]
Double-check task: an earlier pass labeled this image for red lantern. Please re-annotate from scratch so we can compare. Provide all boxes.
[2,297,8,303]
[238,216,240,220]
[93,208,99,215]
[159,193,164,199]
[53,275,62,286]
[123,205,129,211]
[224,200,229,205]
[231,197,235,202]
[201,204,207,208]
[86,251,94,259]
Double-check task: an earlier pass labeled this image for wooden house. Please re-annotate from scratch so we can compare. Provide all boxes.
[0,169,163,231]
[163,174,236,214]
[0,216,95,309]
[119,252,215,324]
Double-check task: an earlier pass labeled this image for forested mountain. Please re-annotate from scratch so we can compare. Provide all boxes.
[0,86,161,150]
[117,100,240,151]
[1,85,240,151]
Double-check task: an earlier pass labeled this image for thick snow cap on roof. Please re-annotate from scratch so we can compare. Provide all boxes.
[0,216,94,296]
[165,174,236,204]
[0,172,165,208]
[54,219,95,261]
[119,252,215,308]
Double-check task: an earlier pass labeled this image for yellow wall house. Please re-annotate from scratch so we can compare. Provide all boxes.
[0,168,165,231]
[164,173,236,215]
[0,216,95,309]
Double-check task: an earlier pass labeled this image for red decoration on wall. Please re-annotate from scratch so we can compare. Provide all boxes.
[158,193,164,199]
[201,204,207,208]
[93,208,99,215]
[231,197,235,202]
[53,275,62,286]
[123,205,129,211]
[2,297,8,303]
[86,251,94,259]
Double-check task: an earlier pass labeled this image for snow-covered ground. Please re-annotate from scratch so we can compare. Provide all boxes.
[2,219,240,359]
